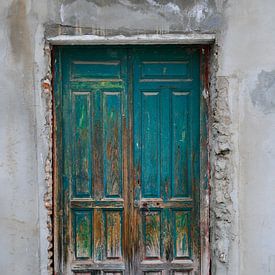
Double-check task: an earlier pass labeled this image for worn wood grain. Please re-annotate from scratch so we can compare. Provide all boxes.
[57,46,201,274]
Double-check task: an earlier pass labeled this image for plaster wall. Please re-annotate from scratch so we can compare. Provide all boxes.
[0,0,274,274]
[218,1,275,274]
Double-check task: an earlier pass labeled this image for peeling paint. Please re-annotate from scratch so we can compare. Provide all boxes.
[188,2,209,23]
[146,0,181,14]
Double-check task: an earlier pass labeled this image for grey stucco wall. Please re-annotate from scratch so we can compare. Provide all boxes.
[220,1,275,274]
[0,0,275,274]
[0,1,38,274]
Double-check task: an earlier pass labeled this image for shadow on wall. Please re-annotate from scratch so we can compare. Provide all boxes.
[250,70,275,115]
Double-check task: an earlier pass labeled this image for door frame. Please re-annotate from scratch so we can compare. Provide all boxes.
[50,35,212,275]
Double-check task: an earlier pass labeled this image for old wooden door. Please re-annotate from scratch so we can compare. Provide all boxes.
[55,46,200,275]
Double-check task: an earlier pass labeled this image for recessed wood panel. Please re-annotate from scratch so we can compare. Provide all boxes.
[74,211,92,259]
[103,92,122,198]
[92,90,104,199]
[141,61,190,80]
[171,92,190,198]
[141,92,160,198]
[73,92,92,197]
[143,211,161,258]
[173,211,190,258]
[105,211,122,259]
[72,61,121,80]
[93,209,104,261]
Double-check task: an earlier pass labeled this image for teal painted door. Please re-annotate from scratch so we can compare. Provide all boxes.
[56,46,200,275]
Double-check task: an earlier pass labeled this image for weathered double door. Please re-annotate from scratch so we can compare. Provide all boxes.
[57,46,200,274]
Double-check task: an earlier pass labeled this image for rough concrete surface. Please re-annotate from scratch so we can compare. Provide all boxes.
[0,0,275,274]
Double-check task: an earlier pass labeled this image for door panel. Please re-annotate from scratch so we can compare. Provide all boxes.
[132,47,200,274]
[58,46,200,274]
[61,47,128,274]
